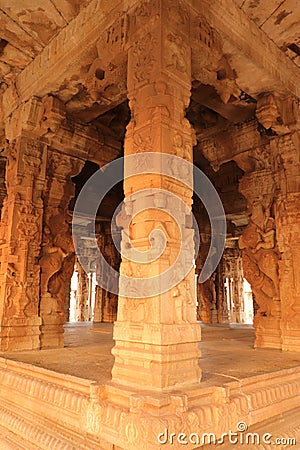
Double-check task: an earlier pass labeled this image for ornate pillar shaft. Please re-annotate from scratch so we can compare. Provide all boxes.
[0,129,46,350]
[96,225,119,323]
[239,164,281,349]
[111,0,201,390]
[75,263,89,322]
[275,133,300,351]
[0,157,7,214]
[93,284,103,323]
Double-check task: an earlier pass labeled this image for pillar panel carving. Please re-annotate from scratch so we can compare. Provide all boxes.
[74,261,89,322]
[239,161,281,349]
[0,133,46,351]
[0,157,7,215]
[195,235,217,324]
[93,285,103,323]
[111,0,201,390]
[274,132,300,351]
[39,150,84,348]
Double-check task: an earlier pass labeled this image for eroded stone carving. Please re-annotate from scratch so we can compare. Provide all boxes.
[239,195,280,317]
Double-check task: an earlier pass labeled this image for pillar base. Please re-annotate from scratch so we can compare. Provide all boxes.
[0,316,41,351]
[254,316,282,349]
[112,322,201,390]
[281,317,300,351]
[40,319,65,349]
[40,294,65,348]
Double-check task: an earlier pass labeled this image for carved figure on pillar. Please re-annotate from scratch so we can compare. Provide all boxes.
[0,115,46,350]
[111,0,201,390]
[39,149,84,348]
[239,195,280,317]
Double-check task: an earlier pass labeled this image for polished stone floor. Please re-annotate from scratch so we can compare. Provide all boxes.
[1,323,300,387]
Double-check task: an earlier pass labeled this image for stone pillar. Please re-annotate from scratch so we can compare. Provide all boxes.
[239,166,281,348]
[275,133,300,351]
[39,150,84,347]
[75,262,89,322]
[111,1,201,390]
[96,225,120,323]
[93,284,103,323]
[0,157,7,215]
[87,272,93,321]
[222,247,245,323]
[216,257,229,324]
[0,123,46,350]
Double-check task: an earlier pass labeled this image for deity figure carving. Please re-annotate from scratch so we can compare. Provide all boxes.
[39,225,67,296]
[239,196,280,316]
[39,212,75,316]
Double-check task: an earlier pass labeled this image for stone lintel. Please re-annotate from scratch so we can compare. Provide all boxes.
[3,96,121,166]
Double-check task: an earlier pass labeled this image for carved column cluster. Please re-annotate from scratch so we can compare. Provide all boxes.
[111,0,201,389]
[238,150,281,348]
[0,101,47,350]
[0,94,102,350]
[39,150,84,348]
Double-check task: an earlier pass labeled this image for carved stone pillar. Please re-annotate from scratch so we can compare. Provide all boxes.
[39,150,84,348]
[222,247,245,323]
[96,225,120,323]
[0,125,46,350]
[0,157,7,215]
[93,285,103,323]
[239,164,281,349]
[216,257,229,324]
[75,262,89,322]
[195,237,214,324]
[274,133,300,351]
[111,0,201,390]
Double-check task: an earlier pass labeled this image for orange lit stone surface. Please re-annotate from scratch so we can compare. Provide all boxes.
[0,0,299,448]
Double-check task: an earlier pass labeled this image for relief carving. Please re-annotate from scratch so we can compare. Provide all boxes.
[239,195,280,317]
[256,93,300,134]
[132,34,157,84]
[165,33,188,74]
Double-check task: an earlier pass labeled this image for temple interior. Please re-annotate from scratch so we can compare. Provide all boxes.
[0,0,300,448]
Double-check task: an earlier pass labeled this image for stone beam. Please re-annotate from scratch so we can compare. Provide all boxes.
[199,119,268,171]
[191,0,300,99]
[1,0,128,119]
[4,96,121,166]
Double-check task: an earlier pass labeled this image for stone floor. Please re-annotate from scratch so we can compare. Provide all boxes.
[1,322,300,388]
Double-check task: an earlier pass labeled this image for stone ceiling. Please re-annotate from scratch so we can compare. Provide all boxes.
[236,0,300,68]
[0,0,299,88]
[0,0,93,85]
